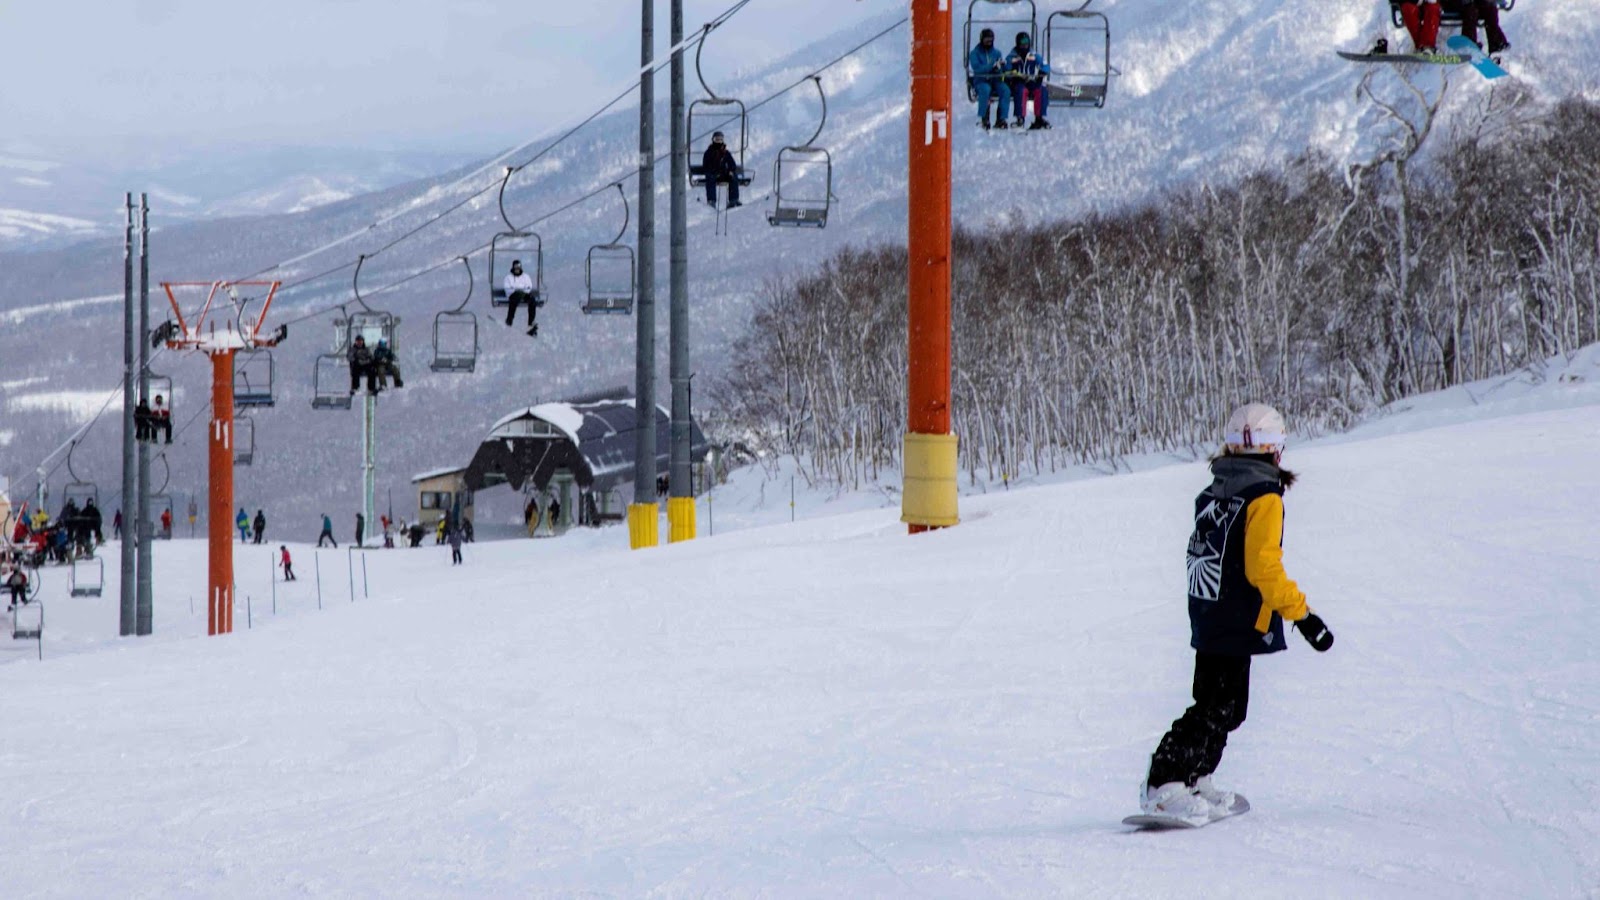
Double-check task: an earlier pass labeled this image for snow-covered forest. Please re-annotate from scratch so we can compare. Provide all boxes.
[717,95,1600,488]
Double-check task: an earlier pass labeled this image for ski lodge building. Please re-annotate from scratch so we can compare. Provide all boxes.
[412,394,711,531]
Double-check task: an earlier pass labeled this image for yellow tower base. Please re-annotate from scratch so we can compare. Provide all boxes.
[667,496,697,543]
[628,502,660,549]
[901,432,960,528]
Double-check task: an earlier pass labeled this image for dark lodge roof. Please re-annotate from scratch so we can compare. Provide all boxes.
[463,398,708,494]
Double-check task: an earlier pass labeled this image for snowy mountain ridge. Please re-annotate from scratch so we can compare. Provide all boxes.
[1,0,1597,533]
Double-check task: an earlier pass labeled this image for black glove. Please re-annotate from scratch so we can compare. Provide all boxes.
[1295,613,1334,652]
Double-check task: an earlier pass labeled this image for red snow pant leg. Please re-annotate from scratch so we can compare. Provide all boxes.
[1146,651,1252,788]
[1400,2,1443,52]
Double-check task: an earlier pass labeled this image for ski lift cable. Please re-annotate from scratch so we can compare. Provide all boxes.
[270,13,908,329]
[232,0,757,292]
[17,0,800,484]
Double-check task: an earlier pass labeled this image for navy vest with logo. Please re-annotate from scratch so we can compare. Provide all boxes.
[1185,459,1288,656]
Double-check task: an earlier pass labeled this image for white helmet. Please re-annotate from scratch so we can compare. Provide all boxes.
[1223,403,1286,454]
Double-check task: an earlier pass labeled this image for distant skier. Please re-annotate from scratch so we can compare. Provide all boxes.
[355,512,366,548]
[84,499,103,544]
[548,496,562,533]
[253,510,267,545]
[236,508,251,543]
[279,545,296,581]
[149,395,173,444]
[160,506,173,538]
[461,517,474,543]
[1006,31,1051,130]
[448,523,463,566]
[503,259,540,336]
[348,334,378,395]
[317,513,337,548]
[701,132,743,210]
[1140,403,1335,824]
[5,565,27,611]
[967,27,1012,130]
[372,339,404,390]
[113,508,123,540]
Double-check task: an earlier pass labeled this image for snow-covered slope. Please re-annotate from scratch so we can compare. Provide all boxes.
[3,364,1598,896]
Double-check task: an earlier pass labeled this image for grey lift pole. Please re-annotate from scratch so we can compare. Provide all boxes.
[136,193,153,636]
[668,0,693,542]
[630,0,659,548]
[120,194,137,636]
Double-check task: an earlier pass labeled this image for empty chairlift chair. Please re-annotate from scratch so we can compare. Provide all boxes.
[233,348,276,407]
[432,257,478,373]
[770,77,834,230]
[150,453,176,539]
[585,183,637,316]
[311,350,353,410]
[233,415,256,466]
[1045,4,1111,110]
[70,557,103,598]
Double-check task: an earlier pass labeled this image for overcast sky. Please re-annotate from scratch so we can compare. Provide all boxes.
[0,0,900,155]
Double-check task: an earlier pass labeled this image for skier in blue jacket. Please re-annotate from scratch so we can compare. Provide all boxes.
[1006,32,1052,130]
[967,28,1012,129]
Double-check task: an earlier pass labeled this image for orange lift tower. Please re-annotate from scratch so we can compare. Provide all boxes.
[903,0,959,534]
[161,281,284,635]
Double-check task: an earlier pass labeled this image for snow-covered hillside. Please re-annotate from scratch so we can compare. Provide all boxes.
[2,0,1597,536]
[3,359,1599,896]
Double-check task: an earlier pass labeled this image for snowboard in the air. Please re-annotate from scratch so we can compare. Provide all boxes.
[1445,35,1509,80]
[1123,793,1250,830]
[1336,49,1470,65]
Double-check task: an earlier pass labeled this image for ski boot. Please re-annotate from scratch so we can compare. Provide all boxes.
[1140,781,1210,825]
[1370,37,1388,55]
[1029,117,1051,130]
[994,119,1008,130]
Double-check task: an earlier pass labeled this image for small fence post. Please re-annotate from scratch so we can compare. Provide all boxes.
[361,553,369,599]
[270,552,277,615]
[347,548,355,603]
[246,595,252,630]
[315,551,323,610]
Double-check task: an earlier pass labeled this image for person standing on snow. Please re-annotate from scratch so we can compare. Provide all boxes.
[317,513,337,548]
[448,523,463,566]
[967,27,1012,130]
[1140,403,1335,824]
[355,512,366,548]
[236,508,251,543]
[279,545,296,581]
[253,510,267,545]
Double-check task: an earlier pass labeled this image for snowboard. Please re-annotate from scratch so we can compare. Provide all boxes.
[1336,50,1469,65]
[1123,793,1250,830]
[1445,35,1509,80]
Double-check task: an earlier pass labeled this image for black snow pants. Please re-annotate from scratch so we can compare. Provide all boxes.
[1146,651,1251,788]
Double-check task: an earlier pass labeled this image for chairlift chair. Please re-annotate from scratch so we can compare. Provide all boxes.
[1045,6,1110,110]
[488,168,545,310]
[687,27,753,189]
[150,453,176,539]
[311,353,353,410]
[432,257,479,373]
[70,556,103,597]
[146,373,174,416]
[62,441,98,512]
[769,77,834,229]
[233,415,256,467]
[1390,0,1513,28]
[964,0,1039,102]
[585,183,636,315]
[233,348,276,407]
[12,598,42,641]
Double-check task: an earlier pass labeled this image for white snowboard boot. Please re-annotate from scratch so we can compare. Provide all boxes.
[1194,775,1238,819]
[1140,781,1210,824]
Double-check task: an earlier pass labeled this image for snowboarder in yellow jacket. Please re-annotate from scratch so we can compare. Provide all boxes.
[1140,403,1335,825]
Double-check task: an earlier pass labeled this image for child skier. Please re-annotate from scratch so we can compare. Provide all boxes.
[1140,403,1335,824]
[279,545,296,582]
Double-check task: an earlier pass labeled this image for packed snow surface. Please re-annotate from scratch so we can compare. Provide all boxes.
[3,372,1600,897]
